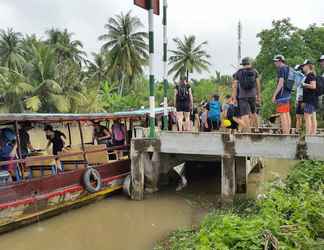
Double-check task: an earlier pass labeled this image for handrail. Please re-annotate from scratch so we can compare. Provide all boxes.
[0,145,129,167]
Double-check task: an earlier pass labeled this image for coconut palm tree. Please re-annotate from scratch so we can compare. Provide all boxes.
[88,52,111,84]
[98,11,148,96]
[169,35,211,81]
[0,67,33,112]
[46,28,87,65]
[24,42,69,113]
[0,28,26,72]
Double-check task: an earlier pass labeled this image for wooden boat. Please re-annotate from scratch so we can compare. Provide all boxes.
[0,108,169,234]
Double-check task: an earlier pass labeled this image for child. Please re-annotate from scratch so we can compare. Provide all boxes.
[223,99,246,131]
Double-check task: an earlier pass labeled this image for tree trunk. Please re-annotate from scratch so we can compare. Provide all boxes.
[119,74,125,96]
[186,70,189,82]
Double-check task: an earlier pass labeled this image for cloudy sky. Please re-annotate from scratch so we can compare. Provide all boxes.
[0,0,323,80]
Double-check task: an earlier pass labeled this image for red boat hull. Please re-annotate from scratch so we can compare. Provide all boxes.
[0,160,130,234]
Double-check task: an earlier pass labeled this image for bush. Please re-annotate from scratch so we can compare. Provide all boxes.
[156,161,324,250]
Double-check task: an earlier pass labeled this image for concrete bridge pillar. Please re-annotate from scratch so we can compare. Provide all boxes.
[130,139,161,200]
[221,156,248,203]
[221,156,236,203]
[235,157,247,194]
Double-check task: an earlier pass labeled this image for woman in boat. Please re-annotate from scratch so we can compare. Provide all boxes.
[92,122,112,147]
[44,125,66,155]
[111,119,126,146]
[0,128,17,176]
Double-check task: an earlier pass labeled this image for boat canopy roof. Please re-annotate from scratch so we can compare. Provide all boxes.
[0,107,173,123]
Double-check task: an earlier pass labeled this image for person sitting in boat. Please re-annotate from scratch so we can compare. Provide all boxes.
[44,125,66,155]
[92,122,112,147]
[19,122,35,158]
[111,119,126,147]
[0,128,17,175]
[111,120,126,159]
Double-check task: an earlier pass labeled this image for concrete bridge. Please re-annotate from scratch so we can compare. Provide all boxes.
[130,130,324,202]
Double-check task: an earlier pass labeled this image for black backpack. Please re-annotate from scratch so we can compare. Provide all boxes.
[239,68,257,90]
[284,67,295,92]
[316,75,324,97]
[177,84,189,101]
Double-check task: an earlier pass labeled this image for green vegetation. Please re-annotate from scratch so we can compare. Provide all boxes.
[155,160,324,250]
[0,11,214,114]
[255,19,324,120]
[1,16,323,116]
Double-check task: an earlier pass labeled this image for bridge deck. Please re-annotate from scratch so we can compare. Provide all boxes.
[159,131,324,160]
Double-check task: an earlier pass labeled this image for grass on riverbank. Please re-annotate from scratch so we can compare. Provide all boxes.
[155,161,324,250]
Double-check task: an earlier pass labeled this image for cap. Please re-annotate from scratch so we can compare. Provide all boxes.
[294,64,301,71]
[301,59,314,67]
[319,55,324,62]
[240,57,252,66]
[273,55,285,62]
[44,124,53,131]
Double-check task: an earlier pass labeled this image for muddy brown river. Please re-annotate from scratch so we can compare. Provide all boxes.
[0,127,297,250]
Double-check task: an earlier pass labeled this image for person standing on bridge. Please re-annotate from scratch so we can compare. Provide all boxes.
[301,60,318,135]
[232,57,261,131]
[272,55,292,134]
[175,78,193,131]
[319,55,324,74]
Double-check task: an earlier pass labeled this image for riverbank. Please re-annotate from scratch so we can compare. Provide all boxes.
[155,160,324,250]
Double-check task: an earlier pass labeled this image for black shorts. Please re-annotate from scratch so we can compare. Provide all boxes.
[176,101,190,112]
[228,119,239,130]
[296,102,304,115]
[238,97,256,116]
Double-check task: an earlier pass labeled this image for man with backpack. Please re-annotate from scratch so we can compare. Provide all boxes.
[232,57,261,130]
[174,78,193,131]
[272,55,293,134]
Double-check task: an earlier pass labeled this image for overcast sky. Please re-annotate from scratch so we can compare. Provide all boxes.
[0,0,323,80]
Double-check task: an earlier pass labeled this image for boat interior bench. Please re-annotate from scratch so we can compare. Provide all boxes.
[59,144,110,170]
[25,156,57,178]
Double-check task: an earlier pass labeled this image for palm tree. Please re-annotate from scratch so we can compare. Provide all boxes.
[98,11,148,96]
[24,42,69,113]
[169,35,211,81]
[88,52,111,84]
[46,28,87,65]
[0,67,33,112]
[0,28,26,72]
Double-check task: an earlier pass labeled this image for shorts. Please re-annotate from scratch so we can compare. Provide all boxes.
[207,118,220,130]
[176,101,190,112]
[304,103,316,114]
[238,97,256,116]
[228,118,239,130]
[276,103,290,113]
[296,102,304,115]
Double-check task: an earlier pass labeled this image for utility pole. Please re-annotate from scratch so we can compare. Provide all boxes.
[238,20,242,66]
[162,0,168,130]
[148,0,156,138]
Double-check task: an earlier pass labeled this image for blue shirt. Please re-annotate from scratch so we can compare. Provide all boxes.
[207,101,221,121]
[0,143,15,171]
[276,65,291,102]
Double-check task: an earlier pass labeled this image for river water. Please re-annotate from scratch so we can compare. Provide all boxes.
[0,158,296,250]
[0,127,297,249]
